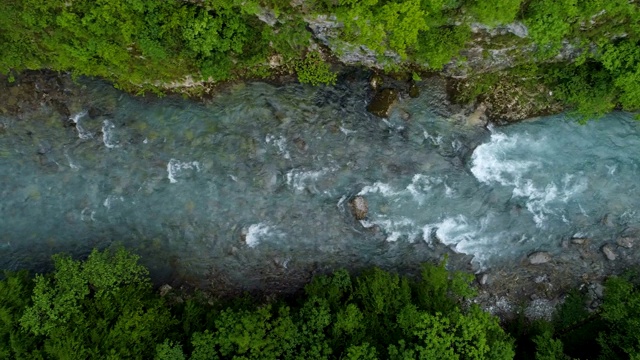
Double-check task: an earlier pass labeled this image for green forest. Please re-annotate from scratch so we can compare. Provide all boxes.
[0,248,640,359]
[1,0,640,116]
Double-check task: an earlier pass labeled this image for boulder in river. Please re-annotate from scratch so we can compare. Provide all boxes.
[349,195,368,220]
[367,88,397,118]
[528,251,551,265]
[616,237,634,248]
[601,244,617,261]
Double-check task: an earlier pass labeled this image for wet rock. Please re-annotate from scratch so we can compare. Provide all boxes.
[477,273,490,286]
[370,74,383,90]
[37,141,52,155]
[602,214,615,227]
[528,251,551,265]
[349,196,368,220]
[616,237,634,249]
[50,99,71,118]
[159,284,173,297]
[367,88,397,118]
[293,136,308,153]
[398,109,411,121]
[408,82,420,98]
[601,244,617,261]
[571,237,588,245]
[590,282,605,299]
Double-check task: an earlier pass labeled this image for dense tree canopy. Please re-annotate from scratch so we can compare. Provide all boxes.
[2,248,640,358]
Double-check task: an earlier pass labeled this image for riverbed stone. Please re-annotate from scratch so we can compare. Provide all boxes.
[367,88,397,118]
[477,273,490,286]
[616,237,635,248]
[528,251,552,265]
[601,244,617,261]
[571,237,588,245]
[408,82,420,98]
[349,195,368,220]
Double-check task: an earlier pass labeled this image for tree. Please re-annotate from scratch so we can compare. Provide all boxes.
[20,248,175,359]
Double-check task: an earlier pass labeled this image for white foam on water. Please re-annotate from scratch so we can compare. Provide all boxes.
[103,195,124,210]
[359,175,444,205]
[286,167,335,193]
[452,139,463,152]
[70,111,93,140]
[363,216,421,242]
[471,132,587,227]
[243,223,279,248]
[358,182,400,197]
[166,159,201,183]
[423,130,443,145]
[405,174,442,205]
[470,132,539,186]
[102,120,120,148]
[80,207,96,222]
[265,134,291,159]
[433,215,477,246]
[337,195,347,208]
[340,126,356,135]
[431,215,502,267]
[444,184,454,197]
[560,174,588,202]
[64,153,80,171]
[422,224,435,243]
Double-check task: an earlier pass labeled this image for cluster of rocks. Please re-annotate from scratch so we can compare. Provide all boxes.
[469,233,639,321]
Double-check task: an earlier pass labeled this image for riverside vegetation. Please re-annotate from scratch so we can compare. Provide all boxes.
[1,0,640,117]
[0,248,639,359]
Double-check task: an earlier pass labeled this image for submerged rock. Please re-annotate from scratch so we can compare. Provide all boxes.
[366,88,397,118]
[601,244,617,261]
[570,237,589,245]
[408,82,420,98]
[349,196,368,220]
[528,251,551,265]
[616,237,634,248]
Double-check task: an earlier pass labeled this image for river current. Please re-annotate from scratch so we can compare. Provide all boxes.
[1,78,639,288]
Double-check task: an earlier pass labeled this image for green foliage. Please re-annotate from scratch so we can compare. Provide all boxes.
[156,340,186,360]
[20,248,174,359]
[334,0,429,58]
[533,331,569,360]
[0,271,43,359]
[466,0,523,25]
[414,25,471,70]
[598,276,640,358]
[295,51,337,86]
[524,0,580,56]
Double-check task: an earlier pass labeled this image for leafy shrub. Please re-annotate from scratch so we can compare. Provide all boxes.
[20,248,175,359]
[295,51,337,86]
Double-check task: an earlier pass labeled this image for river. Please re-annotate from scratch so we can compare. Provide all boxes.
[1,77,639,290]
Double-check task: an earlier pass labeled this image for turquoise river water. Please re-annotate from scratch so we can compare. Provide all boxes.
[1,78,639,288]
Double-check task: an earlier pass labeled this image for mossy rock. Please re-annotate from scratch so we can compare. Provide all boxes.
[367,88,398,118]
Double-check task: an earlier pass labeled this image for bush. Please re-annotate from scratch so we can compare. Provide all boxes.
[295,51,337,86]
